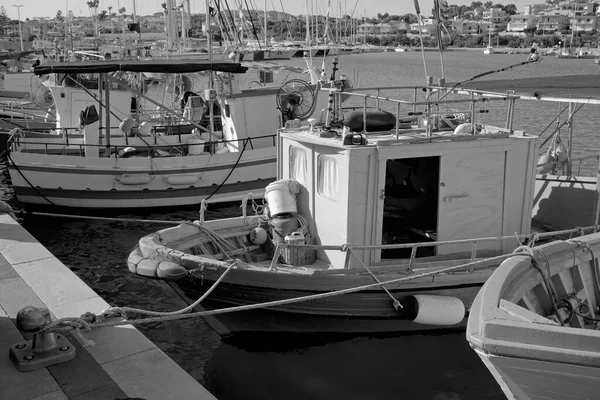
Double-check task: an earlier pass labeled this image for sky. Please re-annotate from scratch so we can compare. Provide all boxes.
[0,0,530,20]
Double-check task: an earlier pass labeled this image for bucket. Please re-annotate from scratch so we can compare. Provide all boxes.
[270,214,299,243]
[265,181,297,217]
[188,138,206,155]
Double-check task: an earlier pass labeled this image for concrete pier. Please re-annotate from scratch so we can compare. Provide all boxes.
[0,212,216,400]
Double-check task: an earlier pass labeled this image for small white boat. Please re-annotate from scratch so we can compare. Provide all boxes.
[483,46,494,55]
[466,233,600,400]
[127,72,595,337]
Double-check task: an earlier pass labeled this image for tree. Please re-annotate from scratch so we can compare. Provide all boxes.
[0,6,10,27]
[56,10,64,22]
[503,4,517,15]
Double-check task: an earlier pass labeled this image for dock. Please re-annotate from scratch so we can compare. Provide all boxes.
[0,211,215,400]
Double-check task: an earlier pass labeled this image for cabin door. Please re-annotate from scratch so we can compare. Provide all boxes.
[437,151,506,255]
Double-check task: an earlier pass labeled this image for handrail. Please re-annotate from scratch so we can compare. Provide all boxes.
[9,133,277,156]
[197,193,599,271]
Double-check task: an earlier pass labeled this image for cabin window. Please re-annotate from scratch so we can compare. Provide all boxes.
[317,155,338,200]
[289,146,307,185]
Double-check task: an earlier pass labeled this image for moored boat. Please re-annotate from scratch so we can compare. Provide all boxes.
[466,233,600,400]
[127,76,594,337]
[6,59,328,209]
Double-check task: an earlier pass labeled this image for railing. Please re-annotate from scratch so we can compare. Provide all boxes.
[197,195,600,273]
[319,84,519,138]
[9,133,277,159]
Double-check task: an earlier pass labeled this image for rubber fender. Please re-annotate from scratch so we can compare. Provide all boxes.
[536,153,555,174]
[343,110,396,132]
[118,174,151,185]
[136,258,159,278]
[400,295,465,326]
[157,261,188,281]
[165,175,199,185]
[127,252,144,273]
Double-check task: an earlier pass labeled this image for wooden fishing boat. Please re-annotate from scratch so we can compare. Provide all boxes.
[127,77,596,336]
[6,59,328,208]
[466,232,600,400]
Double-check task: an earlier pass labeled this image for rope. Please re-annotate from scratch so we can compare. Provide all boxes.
[12,209,185,225]
[41,260,240,344]
[0,200,16,220]
[38,251,525,339]
[6,152,56,206]
[347,246,402,310]
[204,139,247,201]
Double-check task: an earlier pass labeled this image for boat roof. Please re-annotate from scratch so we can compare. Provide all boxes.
[458,74,600,104]
[33,59,248,75]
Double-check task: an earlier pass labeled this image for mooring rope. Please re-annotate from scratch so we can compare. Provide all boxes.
[12,209,184,225]
[39,251,529,345]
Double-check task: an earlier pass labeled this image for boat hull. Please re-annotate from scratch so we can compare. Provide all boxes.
[168,274,487,336]
[473,350,600,400]
[8,147,276,208]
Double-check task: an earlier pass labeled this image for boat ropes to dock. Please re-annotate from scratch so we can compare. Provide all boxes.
[5,58,329,208]
[127,69,598,337]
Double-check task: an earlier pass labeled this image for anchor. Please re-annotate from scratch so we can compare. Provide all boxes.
[9,306,77,372]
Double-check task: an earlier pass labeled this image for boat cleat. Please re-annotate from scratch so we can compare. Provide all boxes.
[9,305,77,372]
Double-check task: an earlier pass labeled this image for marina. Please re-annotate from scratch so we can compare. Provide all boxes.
[3,48,600,400]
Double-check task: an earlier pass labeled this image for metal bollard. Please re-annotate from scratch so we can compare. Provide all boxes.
[9,305,77,372]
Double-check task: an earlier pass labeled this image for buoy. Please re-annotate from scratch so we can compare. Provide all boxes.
[536,153,555,174]
[399,295,465,326]
[249,227,268,244]
[156,261,188,280]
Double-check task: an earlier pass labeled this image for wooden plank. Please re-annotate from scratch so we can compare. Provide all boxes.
[499,299,559,325]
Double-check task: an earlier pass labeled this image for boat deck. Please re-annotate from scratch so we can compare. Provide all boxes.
[0,212,215,400]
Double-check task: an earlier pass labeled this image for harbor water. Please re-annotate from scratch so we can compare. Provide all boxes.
[3,51,600,400]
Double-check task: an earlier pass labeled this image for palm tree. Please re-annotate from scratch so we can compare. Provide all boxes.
[87,0,100,38]
[119,7,126,35]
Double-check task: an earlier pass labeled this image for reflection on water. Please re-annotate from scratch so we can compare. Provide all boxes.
[207,332,503,400]
[2,51,600,398]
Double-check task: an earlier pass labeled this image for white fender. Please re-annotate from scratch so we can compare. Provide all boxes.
[536,153,555,174]
[117,174,152,185]
[405,295,465,326]
[165,175,199,185]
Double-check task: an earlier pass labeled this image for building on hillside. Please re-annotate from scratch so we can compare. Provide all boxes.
[507,15,540,32]
[409,18,437,34]
[388,20,409,31]
[571,15,598,32]
[483,8,506,23]
[357,23,374,35]
[452,20,481,35]
[537,14,570,32]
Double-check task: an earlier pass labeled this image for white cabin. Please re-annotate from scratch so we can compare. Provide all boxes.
[277,123,538,268]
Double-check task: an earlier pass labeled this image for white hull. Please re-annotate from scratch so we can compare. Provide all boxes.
[474,350,600,400]
[8,147,275,208]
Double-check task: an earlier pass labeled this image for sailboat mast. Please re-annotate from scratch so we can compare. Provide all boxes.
[264,0,268,47]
